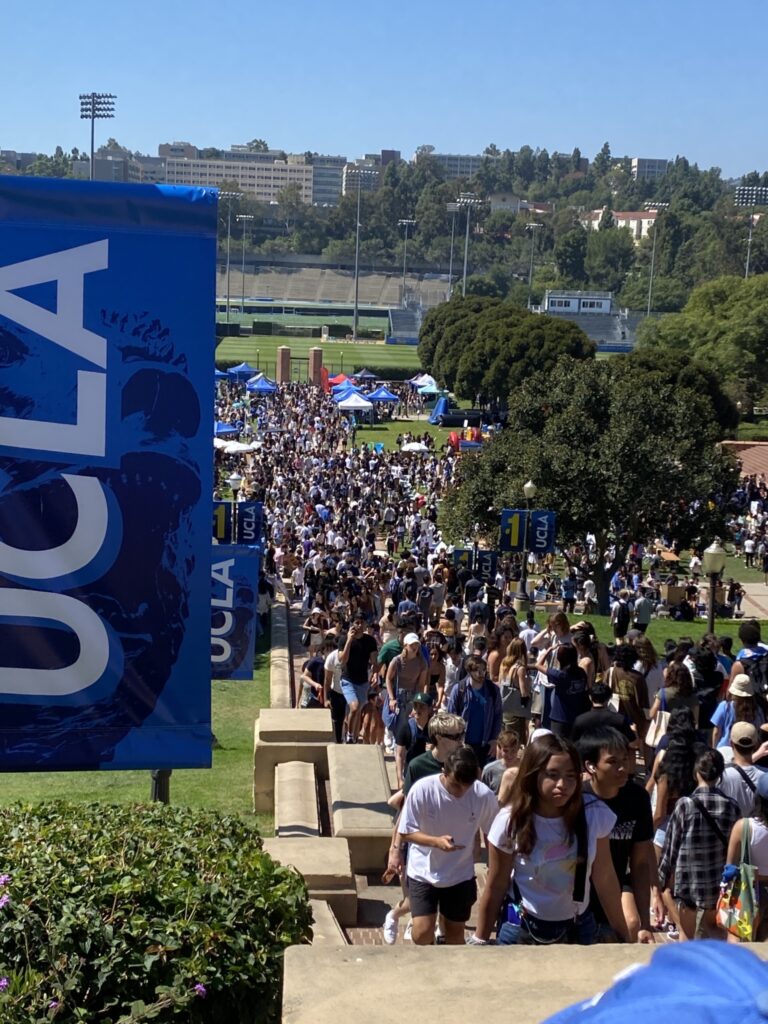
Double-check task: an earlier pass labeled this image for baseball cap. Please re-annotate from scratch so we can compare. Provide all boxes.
[731,722,759,750]
[542,941,768,1024]
[626,629,643,640]
[403,632,421,646]
[411,692,434,707]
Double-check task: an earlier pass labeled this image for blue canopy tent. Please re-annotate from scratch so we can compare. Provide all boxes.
[418,382,441,396]
[247,376,278,395]
[367,386,399,402]
[214,368,228,379]
[333,385,361,403]
[354,368,378,381]
[215,421,239,437]
[228,361,259,381]
[332,380,360,394]
[429,396,450,424]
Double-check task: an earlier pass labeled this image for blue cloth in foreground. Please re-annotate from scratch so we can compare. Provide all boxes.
[211,545,261,680]
[0,175,216,770]
[542,942,768,1024]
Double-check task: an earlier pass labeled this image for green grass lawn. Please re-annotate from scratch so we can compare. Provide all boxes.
[355,416,454,451]
[578,613,767,650]
[0,634,272,831]
[216,334,422,376]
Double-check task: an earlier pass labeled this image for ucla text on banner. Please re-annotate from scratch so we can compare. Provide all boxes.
[211,545,261,680]
[476,550,498,584]
[453,548,472,568]
[212,500,232,542]
[0,176,216,770]
[236,501,263,546]
[500,509,557,554]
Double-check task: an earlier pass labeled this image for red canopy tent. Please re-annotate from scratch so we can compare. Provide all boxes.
[328,373,349,385]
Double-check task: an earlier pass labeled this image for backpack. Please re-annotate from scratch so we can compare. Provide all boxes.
[743,653,768,697]
[615,602,630,634]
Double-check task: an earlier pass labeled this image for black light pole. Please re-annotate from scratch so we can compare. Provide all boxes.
[220,192,242,326]
[79,93,116,180]
[352,168,377,339]
[526,223,543,310]
[735,186,768,279]
[702,538,726,634]
[458,192,481,297]
[398,218,416,307]
[515,480,537,614]
[237,213,254,311]
[228,471,243,543]
[446,202,459,297]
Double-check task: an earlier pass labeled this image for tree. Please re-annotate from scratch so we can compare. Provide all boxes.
[484,143,500,157]
[592,141,612,177]
[440,357,740,611]
[585,227,636,292]
[246,138,269,152]
[554,228,588,283]
[598,207,614,231]
[453,307,594,404]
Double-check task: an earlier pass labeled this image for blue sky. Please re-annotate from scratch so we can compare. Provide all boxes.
[4,0,765,178]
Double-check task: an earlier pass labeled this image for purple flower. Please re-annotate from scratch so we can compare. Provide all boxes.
[49,1000,60,1009]
[193,983,207,998]
[0,875,10,887]
[0,894,10,909]
[0,977,8,991]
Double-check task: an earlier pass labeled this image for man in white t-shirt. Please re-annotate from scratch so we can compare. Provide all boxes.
[399,746,498,944]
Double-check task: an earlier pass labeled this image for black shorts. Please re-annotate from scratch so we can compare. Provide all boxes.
[408,876,477,923]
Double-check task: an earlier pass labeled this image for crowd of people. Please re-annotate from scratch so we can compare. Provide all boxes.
[214,377,768,947]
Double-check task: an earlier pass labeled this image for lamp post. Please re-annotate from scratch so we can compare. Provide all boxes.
[352,168,377,339]
[735,186,768,279]
[457,192,482,297]
[220,192,242,326]
[526,223,543,310]
[237,213,254,311]
[702,538,727,634]
[398,218,416,307]
[646,221,658,317]
[79,92,116,181]
[446,202,459,297]
[514,480,538,614]
[227,471,243,543]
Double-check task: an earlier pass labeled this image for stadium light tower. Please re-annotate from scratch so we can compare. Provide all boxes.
[79,92,116,181]
[735,186,768,279]
[526,222,543,309]
[219,192,243,325]
[398,218,416,307]
[352,167,378,338]
[446,202,459,297]
[237,213,255,310]
[457,192,482,297]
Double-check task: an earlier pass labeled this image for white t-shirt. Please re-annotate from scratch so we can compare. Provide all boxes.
[486,796,616,920]
[400,775,499,887]
[323,650,344,694]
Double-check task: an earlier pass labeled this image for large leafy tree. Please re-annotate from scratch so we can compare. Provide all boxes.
[440,357,739,611]
[585,226,636,292]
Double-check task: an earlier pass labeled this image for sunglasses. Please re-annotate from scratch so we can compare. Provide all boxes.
[441,731,466,740]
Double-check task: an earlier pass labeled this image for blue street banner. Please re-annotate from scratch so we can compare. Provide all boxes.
[236,501,263,546]
[500,509,557,554]
[476,549,498,584]
[212,500,232,542]
[0,176,216,770]
[211,545,261,680]
[453,548,472,568]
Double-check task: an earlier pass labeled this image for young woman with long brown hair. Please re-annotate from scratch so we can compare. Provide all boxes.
[471,733,629,945]
[499,638,532,746]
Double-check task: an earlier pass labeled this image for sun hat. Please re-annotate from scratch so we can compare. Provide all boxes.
[731,722,759,750]
[729,673,755,698]
[403,632,421,646]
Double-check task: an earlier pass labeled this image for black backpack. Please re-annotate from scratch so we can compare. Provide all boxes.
[615,602,630,634]
[743,653,768,697]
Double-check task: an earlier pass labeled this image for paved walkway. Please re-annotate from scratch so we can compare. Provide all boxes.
[740,582,768,620]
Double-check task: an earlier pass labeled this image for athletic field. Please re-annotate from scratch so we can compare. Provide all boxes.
[215,334,422,377]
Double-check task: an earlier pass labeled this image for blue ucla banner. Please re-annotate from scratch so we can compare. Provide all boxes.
[212,500,232,542]
[500,509,557,554]
[211,544,261,680]
[0,175,216,770]
[476,549,498,584]
[236,501,263,546]
[453,548,472,568]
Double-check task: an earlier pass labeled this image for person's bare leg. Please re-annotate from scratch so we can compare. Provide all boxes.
[410,914,437,945]
[442,918,466,945]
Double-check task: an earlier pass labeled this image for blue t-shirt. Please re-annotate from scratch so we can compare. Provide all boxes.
[547,667,590,725]
[711,699,765,746]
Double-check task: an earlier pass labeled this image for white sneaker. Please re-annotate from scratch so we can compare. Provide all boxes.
[435,922,444,943]
[382,910,399,945]
[403,919,413,942]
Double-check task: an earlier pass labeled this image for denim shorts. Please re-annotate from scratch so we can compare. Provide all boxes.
[341,679,369,707]
[497,909,597,946]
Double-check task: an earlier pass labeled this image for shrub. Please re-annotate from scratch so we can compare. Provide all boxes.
[0,803,311,1023]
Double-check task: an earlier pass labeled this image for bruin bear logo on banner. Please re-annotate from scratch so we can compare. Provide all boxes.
[0,242,112,697]
[0,177,215,770]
